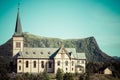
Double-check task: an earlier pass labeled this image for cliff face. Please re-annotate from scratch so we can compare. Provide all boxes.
[0,32,115,62]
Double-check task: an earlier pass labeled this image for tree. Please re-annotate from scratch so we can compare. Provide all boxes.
[56,68,64,80]
[63,73,74,80]
[42,69,50,80]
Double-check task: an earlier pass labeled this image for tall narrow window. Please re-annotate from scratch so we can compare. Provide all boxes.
[72,68,73,71]
[72,61,74,66]
[48,61,52,68]
[16,42,21,48]
[65,61,68,66]
[33,61,36,68]
[19,66,21,70]
[57,61,60,66]
[41,61,44,68]
[66,68,68,71]
[26,61,29,68]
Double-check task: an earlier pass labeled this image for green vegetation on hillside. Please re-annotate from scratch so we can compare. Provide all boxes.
[23,32,115,62]
[0,32,116,62]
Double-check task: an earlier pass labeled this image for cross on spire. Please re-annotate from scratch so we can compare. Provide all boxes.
[18,2,20,10]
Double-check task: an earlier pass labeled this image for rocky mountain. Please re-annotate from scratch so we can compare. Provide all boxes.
[0,32,115,62]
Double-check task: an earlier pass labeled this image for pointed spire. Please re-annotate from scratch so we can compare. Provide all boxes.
[14,6,23,37]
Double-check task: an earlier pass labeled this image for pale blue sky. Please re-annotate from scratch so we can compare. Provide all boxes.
[0,0,120,56]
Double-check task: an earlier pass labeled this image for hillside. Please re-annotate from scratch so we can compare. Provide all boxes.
[113,56,120,61]
[0,32,115,62]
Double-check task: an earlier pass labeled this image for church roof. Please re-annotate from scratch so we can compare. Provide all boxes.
[17,47,83,59]
[13,9,23,37]
[77,53,86,59]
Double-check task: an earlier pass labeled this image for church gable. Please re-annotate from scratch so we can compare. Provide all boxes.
[54,46,71,59]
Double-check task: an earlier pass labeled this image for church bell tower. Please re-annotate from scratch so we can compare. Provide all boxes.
[12,8,23,57]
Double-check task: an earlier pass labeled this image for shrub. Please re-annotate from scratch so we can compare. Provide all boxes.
[63,73,74,80]
[42,69,50,80]
[56,68,64,80]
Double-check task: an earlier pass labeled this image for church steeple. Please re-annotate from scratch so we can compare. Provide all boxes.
[12,7,24,57]
[14,8,23,36]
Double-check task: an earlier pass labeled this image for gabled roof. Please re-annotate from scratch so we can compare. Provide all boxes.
[17,46,86,60]
[18,48,58,58]
[13,8,23,37]
[18,47,77,59]
[77,53,86,59]
[51,45,76,59]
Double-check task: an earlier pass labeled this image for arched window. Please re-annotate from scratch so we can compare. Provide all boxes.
[19,60,21,63]
[48,61,52,68]
[57,61,60,66]
[41,61,44,68]
[66,68,68,71]
[26,61,29,68]
[72,61,74,66]
[33,61,36,68]
[65,61,68,66]
[19,66,21,70]
[72,68,74,71]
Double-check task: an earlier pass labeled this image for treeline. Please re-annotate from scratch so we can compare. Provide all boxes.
[86,62,120,78]
[0,67,88,80]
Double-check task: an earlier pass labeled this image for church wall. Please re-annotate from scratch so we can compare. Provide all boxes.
[13,37,24,57]
[54,52,76,73]
[38,59,54,73]
[17,59,54,73]
[31,59,39,73]
[17,59,23,73]
[77,59,86,73]
[17,59,86,73]
[70,59,77,73]
[46,60,54,73]
[23,59,31,73]
[54,58,77,73]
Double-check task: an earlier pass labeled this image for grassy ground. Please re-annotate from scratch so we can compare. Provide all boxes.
[35,73,120,80]
[89,74,120,80]
[8,73,120,80]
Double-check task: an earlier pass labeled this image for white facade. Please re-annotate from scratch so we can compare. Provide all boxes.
[13,37,24,57]
[16,45,86,73]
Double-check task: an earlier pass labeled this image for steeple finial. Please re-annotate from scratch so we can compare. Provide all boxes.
[13,3,23,37]
[18,2,20,10]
